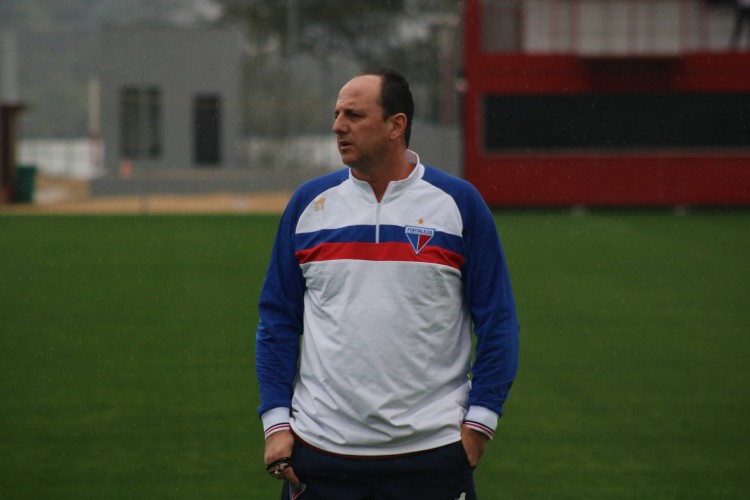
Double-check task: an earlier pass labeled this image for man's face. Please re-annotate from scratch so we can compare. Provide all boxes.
[332,75,391,170]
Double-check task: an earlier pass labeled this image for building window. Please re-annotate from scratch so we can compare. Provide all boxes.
[193,94,222,166]
[120,87,161,159]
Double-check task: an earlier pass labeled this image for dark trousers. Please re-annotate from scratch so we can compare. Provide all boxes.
[281,439,478,500]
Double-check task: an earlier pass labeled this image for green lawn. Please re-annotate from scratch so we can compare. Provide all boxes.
[1,212,748,499]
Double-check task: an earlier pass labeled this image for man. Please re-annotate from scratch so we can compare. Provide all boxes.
[256,68,519,499]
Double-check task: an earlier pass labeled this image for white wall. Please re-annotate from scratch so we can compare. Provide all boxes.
[522,0,737,55]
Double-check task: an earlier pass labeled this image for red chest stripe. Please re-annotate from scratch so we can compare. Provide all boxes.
[295,242,464,270]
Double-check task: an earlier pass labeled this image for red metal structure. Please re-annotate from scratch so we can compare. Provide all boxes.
[463,0,750,206]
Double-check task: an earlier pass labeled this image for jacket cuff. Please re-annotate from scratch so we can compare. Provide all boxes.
[463,405,499,440]
[261,407,291,440]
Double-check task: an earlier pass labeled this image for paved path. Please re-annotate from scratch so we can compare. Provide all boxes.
[1,175,291,214]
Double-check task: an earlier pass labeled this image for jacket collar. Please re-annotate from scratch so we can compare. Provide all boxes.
[349,150,423,202]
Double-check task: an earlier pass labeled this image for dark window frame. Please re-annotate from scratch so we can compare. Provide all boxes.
[483,92,750,152]
[120,86,162,159]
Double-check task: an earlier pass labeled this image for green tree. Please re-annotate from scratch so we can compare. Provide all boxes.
[216,0,410,62]
[217,0,463,125]
[0,0,202,29]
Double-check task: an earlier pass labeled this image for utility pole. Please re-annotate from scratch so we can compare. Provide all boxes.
[1,30,25,204]
[287,0,298,56]
[283,0,298,141]
[428,14,460,126]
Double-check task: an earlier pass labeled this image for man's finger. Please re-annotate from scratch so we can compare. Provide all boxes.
[282,466,302,487]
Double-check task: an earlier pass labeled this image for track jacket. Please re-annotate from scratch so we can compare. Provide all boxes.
[256,151,519,456]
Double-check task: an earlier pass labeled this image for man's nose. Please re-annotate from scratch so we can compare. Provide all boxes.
[332,115,346,134]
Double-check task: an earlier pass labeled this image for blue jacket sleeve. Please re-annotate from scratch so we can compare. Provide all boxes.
[461,190,520,417]
[255,197,306,417]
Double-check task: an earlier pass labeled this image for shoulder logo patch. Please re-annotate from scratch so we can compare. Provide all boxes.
[313,196,326,211]
[405,225,435,254]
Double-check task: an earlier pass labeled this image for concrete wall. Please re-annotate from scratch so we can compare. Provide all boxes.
[100,26,243,170]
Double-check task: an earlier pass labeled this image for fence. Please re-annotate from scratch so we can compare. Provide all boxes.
[19,138,103,180]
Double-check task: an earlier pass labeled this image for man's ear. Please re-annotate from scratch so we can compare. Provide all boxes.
[388,113,408,142]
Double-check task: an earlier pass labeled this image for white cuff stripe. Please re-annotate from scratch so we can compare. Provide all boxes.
[264,423,291,439]
[463,420,494,439]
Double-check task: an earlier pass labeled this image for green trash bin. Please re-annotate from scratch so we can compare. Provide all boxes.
[12,164,38,203]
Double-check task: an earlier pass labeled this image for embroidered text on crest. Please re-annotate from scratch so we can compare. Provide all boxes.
[405,225,435,254]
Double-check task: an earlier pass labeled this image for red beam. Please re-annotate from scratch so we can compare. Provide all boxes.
[467,154,750,207]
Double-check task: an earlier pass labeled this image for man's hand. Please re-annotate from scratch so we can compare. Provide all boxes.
[460,424,489,468]
[264,429,301,486]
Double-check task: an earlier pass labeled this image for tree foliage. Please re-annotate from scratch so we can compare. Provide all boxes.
[0,0,211,29]
[215,0,459,64]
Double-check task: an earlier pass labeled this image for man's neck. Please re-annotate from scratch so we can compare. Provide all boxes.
[351,150,413,202]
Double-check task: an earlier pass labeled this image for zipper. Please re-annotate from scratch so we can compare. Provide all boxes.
[375,201,382,243]
[374,183,394,244]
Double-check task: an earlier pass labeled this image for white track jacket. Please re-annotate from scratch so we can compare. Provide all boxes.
[256,151,519,456]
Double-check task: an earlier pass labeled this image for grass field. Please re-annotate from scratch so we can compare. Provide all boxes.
[1,212,748,499]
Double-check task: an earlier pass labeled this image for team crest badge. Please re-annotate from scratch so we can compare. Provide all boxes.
[405,225,435,254]
[313,196,326,211]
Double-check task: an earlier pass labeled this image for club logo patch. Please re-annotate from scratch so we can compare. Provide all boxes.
[313,196,326,211]
[405,225,435,254]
